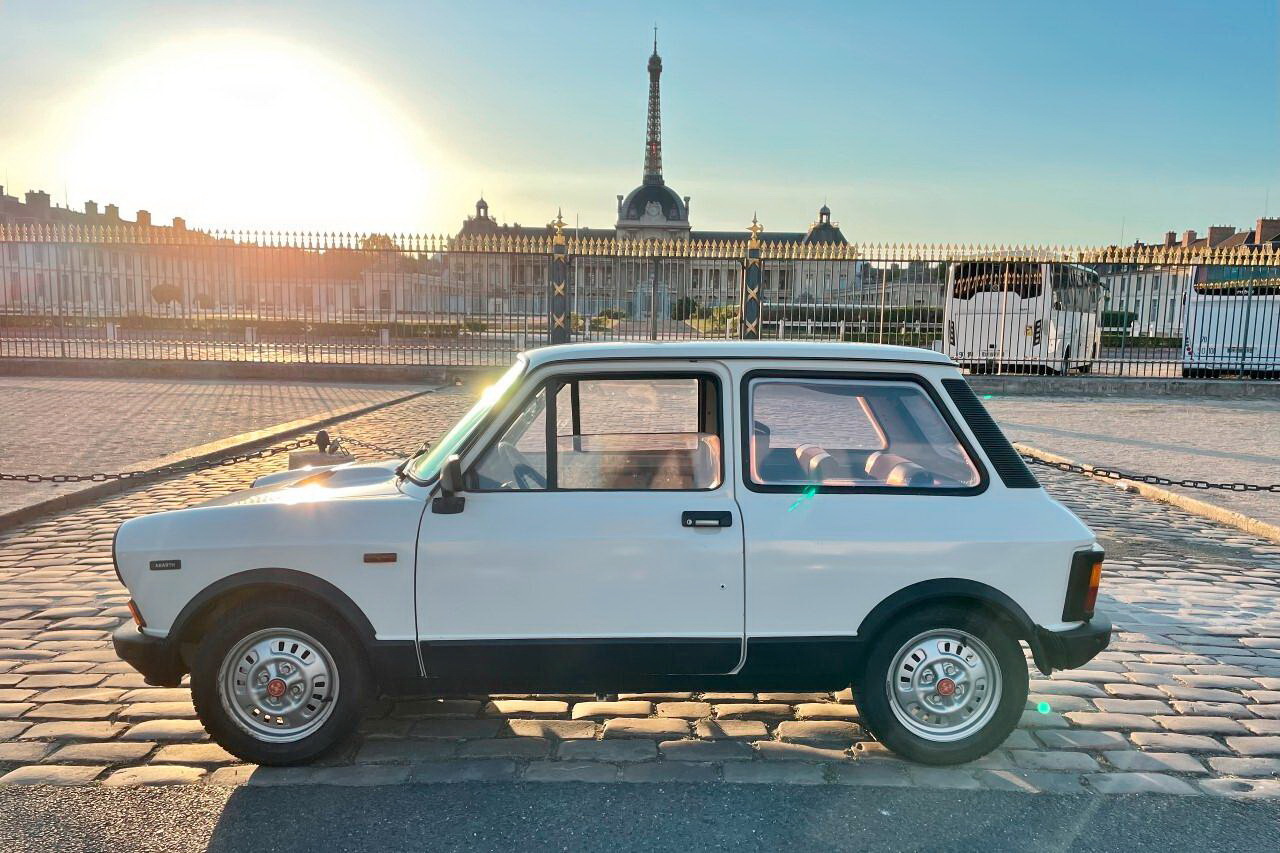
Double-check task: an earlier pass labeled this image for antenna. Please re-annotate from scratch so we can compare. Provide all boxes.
[1119,216,1125,245]
[653,24,658,53]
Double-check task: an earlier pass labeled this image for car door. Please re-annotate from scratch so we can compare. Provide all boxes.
[735,366,1011,646]
[414,361,744,686]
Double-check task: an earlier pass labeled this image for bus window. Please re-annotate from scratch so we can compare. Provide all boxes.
[1052,266,1104,311]
[952,262,1043,299]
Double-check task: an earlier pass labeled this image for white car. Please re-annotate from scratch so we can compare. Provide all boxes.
[112,341,1109,766]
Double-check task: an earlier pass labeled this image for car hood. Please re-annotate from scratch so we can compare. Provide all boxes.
[197,458,406,508]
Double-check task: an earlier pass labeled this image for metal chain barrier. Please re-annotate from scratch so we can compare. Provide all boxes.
[1021,455,1280,493]
[327,435,410,458]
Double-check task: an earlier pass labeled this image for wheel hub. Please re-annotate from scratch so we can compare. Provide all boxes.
[218,627,339,743]
[885,628,1002,743]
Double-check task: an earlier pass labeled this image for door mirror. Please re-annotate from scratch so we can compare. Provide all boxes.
[433,454,466,514]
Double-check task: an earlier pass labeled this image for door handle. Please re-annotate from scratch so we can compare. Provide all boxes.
[682,510,732,528]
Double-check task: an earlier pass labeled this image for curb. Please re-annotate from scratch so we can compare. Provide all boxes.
[0,387,436,532]
[1015,442,1280,545]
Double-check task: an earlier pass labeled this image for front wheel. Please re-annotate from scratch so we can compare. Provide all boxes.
[190,603,371,766]
[856,604,1028,765]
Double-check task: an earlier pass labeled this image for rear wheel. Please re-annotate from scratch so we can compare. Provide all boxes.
[856,604,1028,765]
[190,602,371,766]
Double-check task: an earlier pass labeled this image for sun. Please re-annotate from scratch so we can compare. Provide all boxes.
[52,33,440,232]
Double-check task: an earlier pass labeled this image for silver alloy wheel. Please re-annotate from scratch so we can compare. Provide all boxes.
[885,628,1002,743]
[218,627,339,743]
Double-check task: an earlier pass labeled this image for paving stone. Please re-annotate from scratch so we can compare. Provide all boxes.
[1159,686,1249,704]
[103,765,206,786]
[1087,772,1199,795]
[622,762,720,783]
[1153,715,1247,736]
[1018,710,1070,729]
[207,766,257,786]
[1027,694,1093,713]
[1170,701,1253,718]
[724,762,825,785]
[557,739,657,762]
[568,701,651,720]
[18,721,125,740]
[117,702,196,721]
[753,741,849,762]
[407,760,517,783]
[829,761,912,787]
[714,703,793,721]
[0,741,53,762]
[906,767,983,790]
[695,720,769,740]
[659,739,753,761]
[151,743,237,764]
[794,703,860,721]
[1092,699,1173,715]
[356,739,457,763]
[308,766,414,786]
[501,719,596,740]
[1035,729,1129,751]
[482,700,568,718]
[0,690,36,703]
[1198,778,1280,799]
[1240,719,1280,735]
[0,703,34,719]
[655,702,711,719]
[1207,756,1280,777]
[1102,683,1166,700]
[0,764,105,785]
[1129,733,1231,753]
[120,720,207,742]
[1010,749,1102,772]
[457,737,550,759]
[523,761,618,783]
[1103,750,1208,774]
[408,719,505,739]
[602,718,690,739]
[1031,679,1105,698]
[23,702,121,721]
[1225,736,1280,756]
[972,769,1086,794]
[1063,712,1161,732]
[390,699,482,719]
[1175,675,1259,690]
[775,721,862,747]
[16,675,104,689]
[1248,705,1280,719]
[45,742,155,763]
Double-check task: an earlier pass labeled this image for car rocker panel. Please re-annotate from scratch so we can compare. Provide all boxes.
[111,341,1110,766]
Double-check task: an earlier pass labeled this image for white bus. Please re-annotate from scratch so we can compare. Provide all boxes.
[1182,266,1280,378]
[943,262,1103,374]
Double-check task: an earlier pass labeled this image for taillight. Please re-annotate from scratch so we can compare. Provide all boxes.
[1063,549,1104,622]
[127,600,146,628]
[1082,557,1103,617]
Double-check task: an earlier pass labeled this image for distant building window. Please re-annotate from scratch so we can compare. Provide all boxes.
[379,290,391,310]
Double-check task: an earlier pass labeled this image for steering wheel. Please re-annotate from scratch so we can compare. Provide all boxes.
[512,463,547,490]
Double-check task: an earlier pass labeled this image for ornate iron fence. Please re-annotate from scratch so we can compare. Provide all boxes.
[1,222,1277,377]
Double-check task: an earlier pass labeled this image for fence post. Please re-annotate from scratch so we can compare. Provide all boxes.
[548,211,570,346]
[739,216,763,340]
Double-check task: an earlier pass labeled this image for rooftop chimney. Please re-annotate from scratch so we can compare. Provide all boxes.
[1164,231,1177,247]
[136,210,151,227]
[1206,226,1236,247]
[84,200,98,216]
[104,203,120,221]
[1256,218,1280,244]
[172,216,186,231]
[1181,229,1198,247]
[25,190,51,210]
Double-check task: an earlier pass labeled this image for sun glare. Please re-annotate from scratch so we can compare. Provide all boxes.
[53,33,440,232]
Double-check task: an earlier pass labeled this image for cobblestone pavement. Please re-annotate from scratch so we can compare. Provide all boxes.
[1,386,1280,797]
[987,395,1280,528]
[0,377,419,515]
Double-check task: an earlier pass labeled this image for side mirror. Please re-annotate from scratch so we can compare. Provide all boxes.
[432,454,466,514]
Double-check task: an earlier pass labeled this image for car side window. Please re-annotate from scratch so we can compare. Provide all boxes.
[749,378,979,489]
[472,375,722,491]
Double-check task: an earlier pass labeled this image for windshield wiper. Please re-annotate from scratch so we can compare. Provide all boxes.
[394,441,433,481]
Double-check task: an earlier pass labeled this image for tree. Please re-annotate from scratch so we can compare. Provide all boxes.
[151,283,182,314]
[194,292,217,310]
[670,296,700,321]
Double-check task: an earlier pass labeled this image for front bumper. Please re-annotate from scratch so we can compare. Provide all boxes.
[112,624,186,687]
[1031,612,1112,675]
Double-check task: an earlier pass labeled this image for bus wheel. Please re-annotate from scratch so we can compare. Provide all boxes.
[1077,364,1091,374]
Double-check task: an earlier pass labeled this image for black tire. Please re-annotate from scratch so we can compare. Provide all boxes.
[856,604,1028,766]
[190,602,371,766]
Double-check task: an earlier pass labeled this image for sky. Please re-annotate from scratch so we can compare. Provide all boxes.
[1,0,1276,244]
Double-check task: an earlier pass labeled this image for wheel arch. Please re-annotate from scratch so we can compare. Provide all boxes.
[856,578,1053,674]
[172,568,378,651]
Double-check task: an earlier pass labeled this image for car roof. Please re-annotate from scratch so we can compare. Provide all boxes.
[525,340,955,368]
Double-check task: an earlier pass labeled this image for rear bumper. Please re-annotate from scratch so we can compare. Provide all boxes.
[112,624,186,687]
[1031,612,1112,675]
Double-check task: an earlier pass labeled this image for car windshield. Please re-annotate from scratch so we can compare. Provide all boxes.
[406,356,526,483]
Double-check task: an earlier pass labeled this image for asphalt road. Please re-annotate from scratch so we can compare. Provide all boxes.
[1,784,1277,853]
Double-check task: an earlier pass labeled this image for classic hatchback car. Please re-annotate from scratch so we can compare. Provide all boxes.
[112,341,1109,766]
